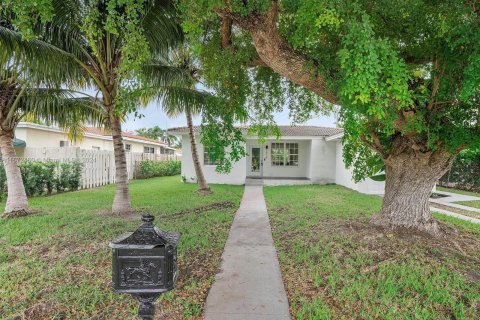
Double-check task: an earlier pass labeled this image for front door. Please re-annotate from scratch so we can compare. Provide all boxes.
[248,146,263,177]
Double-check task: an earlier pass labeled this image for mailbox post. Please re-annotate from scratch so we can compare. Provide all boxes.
[109,214,179,319]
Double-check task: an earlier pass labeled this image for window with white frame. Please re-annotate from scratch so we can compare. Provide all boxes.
[60,140,69,147]
[144,146,155,154]
[204,147,219,165]
[271,142,299,166]
[125,144,131,152]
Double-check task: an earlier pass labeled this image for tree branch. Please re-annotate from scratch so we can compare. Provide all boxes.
[215,1,337,104]
[360,131,386,158]
[220,17,233,50]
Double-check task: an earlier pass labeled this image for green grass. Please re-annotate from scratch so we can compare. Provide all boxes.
[264,184,480,320]
[453,200,480,210]
[437,186,480,197]
[0,176,243,319]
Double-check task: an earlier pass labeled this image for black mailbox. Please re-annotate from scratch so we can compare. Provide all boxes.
[109,214,179,319]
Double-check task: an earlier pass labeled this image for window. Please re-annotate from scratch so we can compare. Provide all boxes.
[204,147,219,165]
[271,143,286,166]
[125,144,131,152]
[92,146,100,150]
[60,140,69,147]
[271,142,299,166]
[144,146,155,154]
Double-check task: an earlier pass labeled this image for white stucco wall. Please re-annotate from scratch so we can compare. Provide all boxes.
[181,134,246,185]
[308,139,336,183]
[179,132,385,194]
[15,125,164,154]
[334,140,385,194]
[246,139,310,178]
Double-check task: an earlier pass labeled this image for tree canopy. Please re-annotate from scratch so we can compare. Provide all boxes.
[178,0,480,180]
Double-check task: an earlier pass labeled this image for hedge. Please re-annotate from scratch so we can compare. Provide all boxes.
[137,160,181,179]
[439,149,480,192]
[0,160,83,198]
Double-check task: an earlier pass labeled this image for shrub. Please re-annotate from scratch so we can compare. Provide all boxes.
[0,160,84,198]
[439,148,480,192]
[137,160,181,179]
[56,162,83,192]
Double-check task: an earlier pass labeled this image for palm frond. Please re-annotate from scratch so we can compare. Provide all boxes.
[18,88,107,142]
[142,0,184,56]
[143,62,194,88]
[148,86,214,117]
[0,26,86,87]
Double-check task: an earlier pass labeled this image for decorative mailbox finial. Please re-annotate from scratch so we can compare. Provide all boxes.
[109,215,179,319]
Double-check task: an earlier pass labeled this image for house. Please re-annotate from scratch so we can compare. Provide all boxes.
[14,122,175,156]
[170,126,385,195]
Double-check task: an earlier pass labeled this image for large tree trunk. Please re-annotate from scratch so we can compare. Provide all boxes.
[0,132,28,215]
[110,116,131,214]
[186,110,210,192]
[372,148,455,236]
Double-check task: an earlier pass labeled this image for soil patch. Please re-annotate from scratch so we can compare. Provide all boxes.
[158,201,235,219]
[1,209,42,219]
[96,207,151,220]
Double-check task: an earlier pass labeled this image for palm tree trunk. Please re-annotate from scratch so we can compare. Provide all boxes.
[0,133,28,215]
[110,116,131,213]
[186,110,210,192]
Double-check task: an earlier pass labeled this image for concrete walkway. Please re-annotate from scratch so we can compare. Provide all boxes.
[204,185,291,320]
[431,190,480,214]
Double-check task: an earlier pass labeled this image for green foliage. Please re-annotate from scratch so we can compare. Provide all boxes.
[0,176,244,318]
[0,0,53,39]
[137,160,181,179]
[178,0,480,180]
[439,148,480,192]
[264,184,480,318]
[82,0,150,101]
[201,109,246,174]
[1,0,184,120]
[0,161,83,198]
[135,126,179,146]
[56,162,83,192]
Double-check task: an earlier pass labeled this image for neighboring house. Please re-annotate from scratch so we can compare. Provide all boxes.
[14,122,175,156]
[170,125,385,195]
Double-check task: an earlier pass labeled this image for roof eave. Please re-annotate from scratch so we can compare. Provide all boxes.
[325,132,344,141]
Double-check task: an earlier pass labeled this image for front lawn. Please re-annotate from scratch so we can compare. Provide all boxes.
[454,200,480,210]
[264,185,480,319]
[0,176,243,319]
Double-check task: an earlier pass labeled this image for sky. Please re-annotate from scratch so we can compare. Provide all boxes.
[122,100,338,133]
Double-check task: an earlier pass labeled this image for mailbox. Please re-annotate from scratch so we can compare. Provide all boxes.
[109,214,179,319]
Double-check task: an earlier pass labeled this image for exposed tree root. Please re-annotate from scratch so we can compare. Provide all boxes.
[370,213,441,237]
[1,209,35,219]
[196,188,213,195]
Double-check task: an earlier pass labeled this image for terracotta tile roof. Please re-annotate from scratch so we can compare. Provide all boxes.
[169,125,343,137]
[84,127,168,145]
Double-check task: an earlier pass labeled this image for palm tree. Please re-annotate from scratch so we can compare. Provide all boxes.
[0,63,104,217]
[135,126,178,146]
[135,126,165,140]
[144,47,214,192]
[0,0,183,213]
[159,130,178,147]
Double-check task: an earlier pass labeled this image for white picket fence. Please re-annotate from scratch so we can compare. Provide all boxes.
[22,147,180,189]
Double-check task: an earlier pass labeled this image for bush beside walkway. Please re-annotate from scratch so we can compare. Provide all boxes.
[264,184,480,319]
[0,176,243,319]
